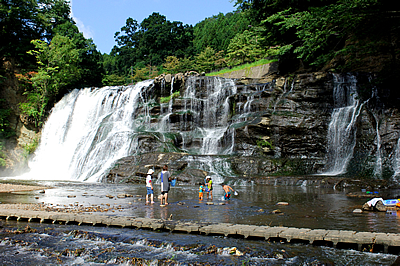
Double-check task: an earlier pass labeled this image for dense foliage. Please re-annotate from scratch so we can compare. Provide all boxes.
[103,11,255,84]
[1,0,398,142]
[234,0,400,71]
[1,0,103,127]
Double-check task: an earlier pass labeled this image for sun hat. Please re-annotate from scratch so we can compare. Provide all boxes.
[206,176,211,179]
[147,169,154,175]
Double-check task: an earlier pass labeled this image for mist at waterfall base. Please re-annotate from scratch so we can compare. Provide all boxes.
[2,76,400,264]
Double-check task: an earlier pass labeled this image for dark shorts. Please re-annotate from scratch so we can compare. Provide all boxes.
[146,187,153,195]
[161,191,168,195]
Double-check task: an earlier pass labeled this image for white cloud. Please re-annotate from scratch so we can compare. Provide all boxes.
[74,16,95,40]
[69,0,94,40]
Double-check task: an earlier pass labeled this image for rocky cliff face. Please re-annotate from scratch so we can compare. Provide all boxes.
[106,69,400,186]
[0,61,39,176]
[3,62,399,187]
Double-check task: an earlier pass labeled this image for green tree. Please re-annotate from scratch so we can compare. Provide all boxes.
[0,0,74,66]
[176,57,196,73]
[163,56,196,74]
[193,12,250,54]
[54,21,104,89]
[266,0,400,68]
[195,47,219,72]
[226,27,266,66]
[102,74,127,86]
[22,34,80,125]
[163,56,180,73]
[112,13,194,76]
[0,0,43,65]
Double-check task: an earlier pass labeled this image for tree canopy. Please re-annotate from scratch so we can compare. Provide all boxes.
[111,12,194,76]
[192,11,250,54]
[1,0,104,126]
[2,0,399,128]
[234,0,400,70]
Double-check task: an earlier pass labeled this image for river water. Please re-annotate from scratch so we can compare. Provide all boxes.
[0,180,399,265]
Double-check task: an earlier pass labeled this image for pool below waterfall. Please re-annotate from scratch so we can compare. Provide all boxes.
[0,180,399,265]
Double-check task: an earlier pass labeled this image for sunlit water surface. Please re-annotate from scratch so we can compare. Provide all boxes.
[0,180,399,265]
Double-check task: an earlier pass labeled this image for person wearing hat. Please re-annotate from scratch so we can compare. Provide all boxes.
[146,169,155,204]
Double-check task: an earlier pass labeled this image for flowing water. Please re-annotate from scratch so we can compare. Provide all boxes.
[322,74,364,176]
[0,181,399,265]
[2,75,400,264]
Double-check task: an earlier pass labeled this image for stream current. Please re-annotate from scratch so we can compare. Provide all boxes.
[0,180,399,265]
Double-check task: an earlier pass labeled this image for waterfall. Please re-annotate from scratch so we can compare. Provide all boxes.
[183,77,237,155]
[21,81,154,182]
[17,76,240,182]
[373,113,382,178]
[159,77,174,133]
[392,137,400,184]
[322,74,363,175]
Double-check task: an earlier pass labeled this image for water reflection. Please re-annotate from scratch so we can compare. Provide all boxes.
[1,180,400,233]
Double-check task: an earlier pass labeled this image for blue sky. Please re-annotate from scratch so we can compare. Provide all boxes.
[70,0,237,54]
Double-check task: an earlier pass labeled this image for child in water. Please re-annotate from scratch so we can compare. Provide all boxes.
[145,169,155,204]
[221,183,235,200]
[199,183,205,200]
[205,176,213,199]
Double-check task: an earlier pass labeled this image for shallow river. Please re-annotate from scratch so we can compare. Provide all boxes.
[0,180,399,265]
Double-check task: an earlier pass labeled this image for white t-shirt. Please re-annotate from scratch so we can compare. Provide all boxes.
[146,175,152,187]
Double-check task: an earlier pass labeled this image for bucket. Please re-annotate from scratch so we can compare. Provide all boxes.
[171,179,176,187]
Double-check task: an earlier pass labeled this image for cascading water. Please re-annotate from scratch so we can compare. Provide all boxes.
[183,77,237,155]
[322,73,364,175]
[373,113,383,178]
[391,136,400,183]
[19,76,241,182]
[21,80,154,182]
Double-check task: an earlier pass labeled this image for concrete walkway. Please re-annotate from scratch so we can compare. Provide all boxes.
[1,208,399,254]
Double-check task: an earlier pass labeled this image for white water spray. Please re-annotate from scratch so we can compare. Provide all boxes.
[322,74,363,175]
[20,81,154,182]
[184,77,237,155]
[373,113,383,178]
[391,136,400,184]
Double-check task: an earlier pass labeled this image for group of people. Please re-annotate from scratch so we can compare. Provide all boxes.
[146,165,171,205]
[199,179,234,201]
[199,176,213,200]
[146,166,236,205]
